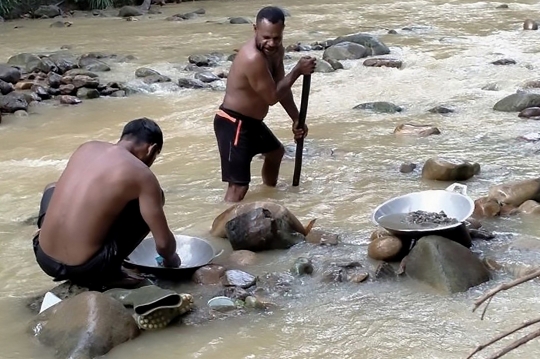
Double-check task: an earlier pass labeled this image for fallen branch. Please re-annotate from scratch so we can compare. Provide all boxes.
[487,327,540,359]
[467,318,540,358]
[472,267,540,317]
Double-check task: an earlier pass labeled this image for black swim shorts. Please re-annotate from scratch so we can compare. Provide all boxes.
[213,105,282,185]
[33,186,153,288]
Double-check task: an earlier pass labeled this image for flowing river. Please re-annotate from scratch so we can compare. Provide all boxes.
[2,0,540,358]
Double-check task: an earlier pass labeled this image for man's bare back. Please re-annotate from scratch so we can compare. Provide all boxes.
[33,118,180,288]
[38,141,153,265]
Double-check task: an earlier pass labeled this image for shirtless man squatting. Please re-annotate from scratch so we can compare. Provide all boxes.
[214,6,317,202]
[32,118,181,290]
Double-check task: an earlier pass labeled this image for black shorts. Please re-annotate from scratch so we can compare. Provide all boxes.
[213,105,282,185]
[33,186,154,288]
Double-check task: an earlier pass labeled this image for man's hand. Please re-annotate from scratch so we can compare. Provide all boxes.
[292,121,309,142]
[294,56,316,76]
[163,252,181,268]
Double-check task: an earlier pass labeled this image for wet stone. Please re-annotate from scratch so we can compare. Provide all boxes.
[221,269,256,289]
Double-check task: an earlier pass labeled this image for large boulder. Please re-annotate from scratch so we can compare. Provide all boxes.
[403,236,490,294]
[225,207,305,251]
[421,157,480,181]
[28,291,140,359]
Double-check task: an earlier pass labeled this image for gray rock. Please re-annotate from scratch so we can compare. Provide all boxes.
[76,87,100,99]
[7,53,51,73]
[0,92,28,113]
[48,51,78,74]
[221,269,256,288]
[429,105,454,114]
[64,69,99,78]
[494,92,540,112]
[323,42,367,61]
[194,71,220,83]
[178,78,207,89]
[50,21,66,28]
[48,72,63,88]
[118,6,143,17]
[404,236,490,294]
[0,79,13,95]
[34,5,61,18]
[492,58,516,66]
[0,64,21,84]
[327,59,344,70]
[142,75,171,84]
[229,17,251,24]
[32,85,51,100]
[135,67,160,78]
[78,55,111,72]
[329,33,390,56]
[353,101,403,113]
[314,59,334,73]
[399,162,417,173]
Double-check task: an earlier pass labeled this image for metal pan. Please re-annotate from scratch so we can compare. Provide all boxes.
[371,183,475,238]
[123,234,223,277]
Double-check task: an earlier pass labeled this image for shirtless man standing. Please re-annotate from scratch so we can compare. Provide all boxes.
[32,118,181,290]
[214,6,316,202]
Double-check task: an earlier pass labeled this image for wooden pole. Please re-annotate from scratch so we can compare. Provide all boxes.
[292,75,311,187]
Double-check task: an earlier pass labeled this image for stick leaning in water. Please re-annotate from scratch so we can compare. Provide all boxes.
[292,75,312,187]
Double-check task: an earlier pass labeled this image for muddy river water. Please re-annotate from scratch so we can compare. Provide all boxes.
[2,0,540,358]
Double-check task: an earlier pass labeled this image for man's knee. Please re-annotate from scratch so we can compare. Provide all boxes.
[264,145,285,162]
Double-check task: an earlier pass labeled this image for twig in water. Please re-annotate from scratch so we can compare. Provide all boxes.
[466,318,540,359]
[472,267,540,317]
[486,327,540,359]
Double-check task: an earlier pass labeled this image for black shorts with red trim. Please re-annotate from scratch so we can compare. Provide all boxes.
[213,105,282,185]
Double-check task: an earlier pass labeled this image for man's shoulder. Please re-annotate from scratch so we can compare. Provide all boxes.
[237,44,265,65]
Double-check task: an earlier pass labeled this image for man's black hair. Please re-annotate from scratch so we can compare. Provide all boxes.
[120,117,163,151]
[256,6,285,25]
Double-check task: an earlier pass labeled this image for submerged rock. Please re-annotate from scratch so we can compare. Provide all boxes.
[353,101,403,113]
[394,123,440,137]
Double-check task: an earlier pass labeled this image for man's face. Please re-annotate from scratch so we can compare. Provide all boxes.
[254,19,284,56]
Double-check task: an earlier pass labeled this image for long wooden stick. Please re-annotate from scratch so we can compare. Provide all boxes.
[466,318,540,358]
[292,75,311,187]
[472,268,540,315]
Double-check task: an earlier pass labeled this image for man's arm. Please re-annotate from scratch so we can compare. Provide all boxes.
[245,52,301,106]
[274,56,300,122]
[137,172,179,267]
